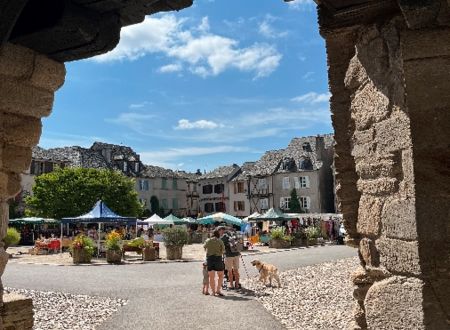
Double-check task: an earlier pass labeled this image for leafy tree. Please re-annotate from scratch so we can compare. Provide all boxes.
[141,208,152,218]
[150,196,160,215]
[26,167,142,219]
[289,188,303,213]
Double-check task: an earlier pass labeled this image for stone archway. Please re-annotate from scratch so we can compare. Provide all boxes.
[0,1,449,329]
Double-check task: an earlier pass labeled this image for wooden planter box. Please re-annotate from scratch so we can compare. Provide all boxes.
[143,247,156,261]
[166,245,183,260]
[269,239,291,249]
[72,248,92,264]
[106,250,122,264]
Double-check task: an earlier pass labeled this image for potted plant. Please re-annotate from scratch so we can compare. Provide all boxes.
[142,240,156,261]
[162,227,188,260]
[269,227,291,249]
[3,227,21,250]
[305,227,321,246]
[291,229,306,247]
[105,230,122,264]
[71,234,95,264]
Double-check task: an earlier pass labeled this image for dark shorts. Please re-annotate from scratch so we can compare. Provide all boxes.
[206,255,225,272]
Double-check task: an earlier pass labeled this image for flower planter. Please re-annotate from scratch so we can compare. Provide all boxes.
[106,249,122,264]
[291,238,303,247]
[166,245,183,260]
[72,248,92,264]
[307,238,318,246]
[269,239,291,249]
[142,246,156,261]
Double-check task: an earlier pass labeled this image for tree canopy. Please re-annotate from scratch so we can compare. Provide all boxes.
[289,188,303,213]
[26,167,143,219]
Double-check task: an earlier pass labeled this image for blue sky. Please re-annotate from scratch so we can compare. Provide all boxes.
[41,0,331,172]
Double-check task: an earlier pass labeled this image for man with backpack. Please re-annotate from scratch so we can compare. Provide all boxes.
[219,226,241,290]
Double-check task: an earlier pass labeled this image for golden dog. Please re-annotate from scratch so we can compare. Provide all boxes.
[251,259,281,287]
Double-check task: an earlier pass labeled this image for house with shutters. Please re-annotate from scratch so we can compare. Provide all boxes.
[198,164,241,216]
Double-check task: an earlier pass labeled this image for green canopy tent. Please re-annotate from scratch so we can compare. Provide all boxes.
[197,212,244,227]
[252,208,293,222]
[164,214,188,225]
[9,217,60,243]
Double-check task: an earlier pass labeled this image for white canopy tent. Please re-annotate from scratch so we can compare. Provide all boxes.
[141,214,174,226]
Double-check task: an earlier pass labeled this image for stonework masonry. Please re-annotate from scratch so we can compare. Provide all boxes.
[321,7,450,330]
[0,43,65,329]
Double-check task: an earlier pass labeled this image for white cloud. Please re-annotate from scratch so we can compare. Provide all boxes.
[258,19,288,39]
[175,119,222,130]
[139,145,250,169]
[106,112,158,135]
[129,101,151,109]
[287,0,315,10]
[158,63,182,73]
[93,15,281,79]
[291,92,330,104]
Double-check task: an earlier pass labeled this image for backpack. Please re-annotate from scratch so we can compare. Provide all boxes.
[227,234,241,254]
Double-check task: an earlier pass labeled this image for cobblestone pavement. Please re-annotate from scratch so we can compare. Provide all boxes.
[4,245,356,329]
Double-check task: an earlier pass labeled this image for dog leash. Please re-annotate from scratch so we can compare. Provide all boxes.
[240,254,251,279]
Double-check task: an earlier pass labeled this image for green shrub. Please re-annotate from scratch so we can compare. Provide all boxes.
[293,228,306,239]
[305,226,321,239]
[4,227,21,248]
[283,235,293,242]
[126,237,145,249]
[270,227,285,240]
[162,227,188,247]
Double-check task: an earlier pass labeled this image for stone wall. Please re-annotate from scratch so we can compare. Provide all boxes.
[0,43,65,328]
[324,12,450,330]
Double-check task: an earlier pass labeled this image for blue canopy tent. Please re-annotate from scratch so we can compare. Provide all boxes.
[61,200,136,255]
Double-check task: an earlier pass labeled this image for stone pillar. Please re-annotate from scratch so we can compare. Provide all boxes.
[0,43,65,328]
[322,12,450,330]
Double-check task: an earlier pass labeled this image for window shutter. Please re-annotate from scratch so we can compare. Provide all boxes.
[294,177,300,189]
[305,176,310,188]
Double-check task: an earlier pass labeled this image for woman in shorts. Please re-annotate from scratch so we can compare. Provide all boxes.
[203,229,225,296]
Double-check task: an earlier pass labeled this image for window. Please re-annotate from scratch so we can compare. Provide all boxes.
[214,184,224,194]
[294,177,300,189]
[203,184,212,194]
[172,198,178,210]
[162,178,167,189]
[258,178,267,189]
[280,197,291,210]
[302,142,312,152]
[234,201,245,211]
[139,179,149,191]
[123,162,128,172]
[204,203,214,213]
[260,198,269,210]
[234,182,245,194]
[161,199,168,210]
[299,176,310,188]
[134,162,139,172]
[299,196,311,210]
[299,158,313,170]
[172,178,178,190]
[215,202,226,212]
[282,177,290,190]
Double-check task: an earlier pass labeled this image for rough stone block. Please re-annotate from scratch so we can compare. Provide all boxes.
[30,54,66,92]
[350,82,390,131]
[374,109,412,154]
[376,237,421,275]
[357,195,382,236]
[1,113,42,147]
[382,198,417,240]
[399,147,415,198]
[0,80,54,118]
[357,178,398,196]
[0,44,35,79]
[1,292,33,330]
[0,172,21,199]
[401,28,450,61]
[359,238,380,267]
[353,283,372,302]
[351,140,376,160]
[1,145,31,173]
[355,158,397,180]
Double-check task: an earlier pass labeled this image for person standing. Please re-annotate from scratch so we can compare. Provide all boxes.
[203,229,225,296]
[220,227,241,290]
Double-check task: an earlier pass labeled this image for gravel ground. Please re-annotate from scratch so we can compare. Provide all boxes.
[243,257,359,330]
[5,287,128,330]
